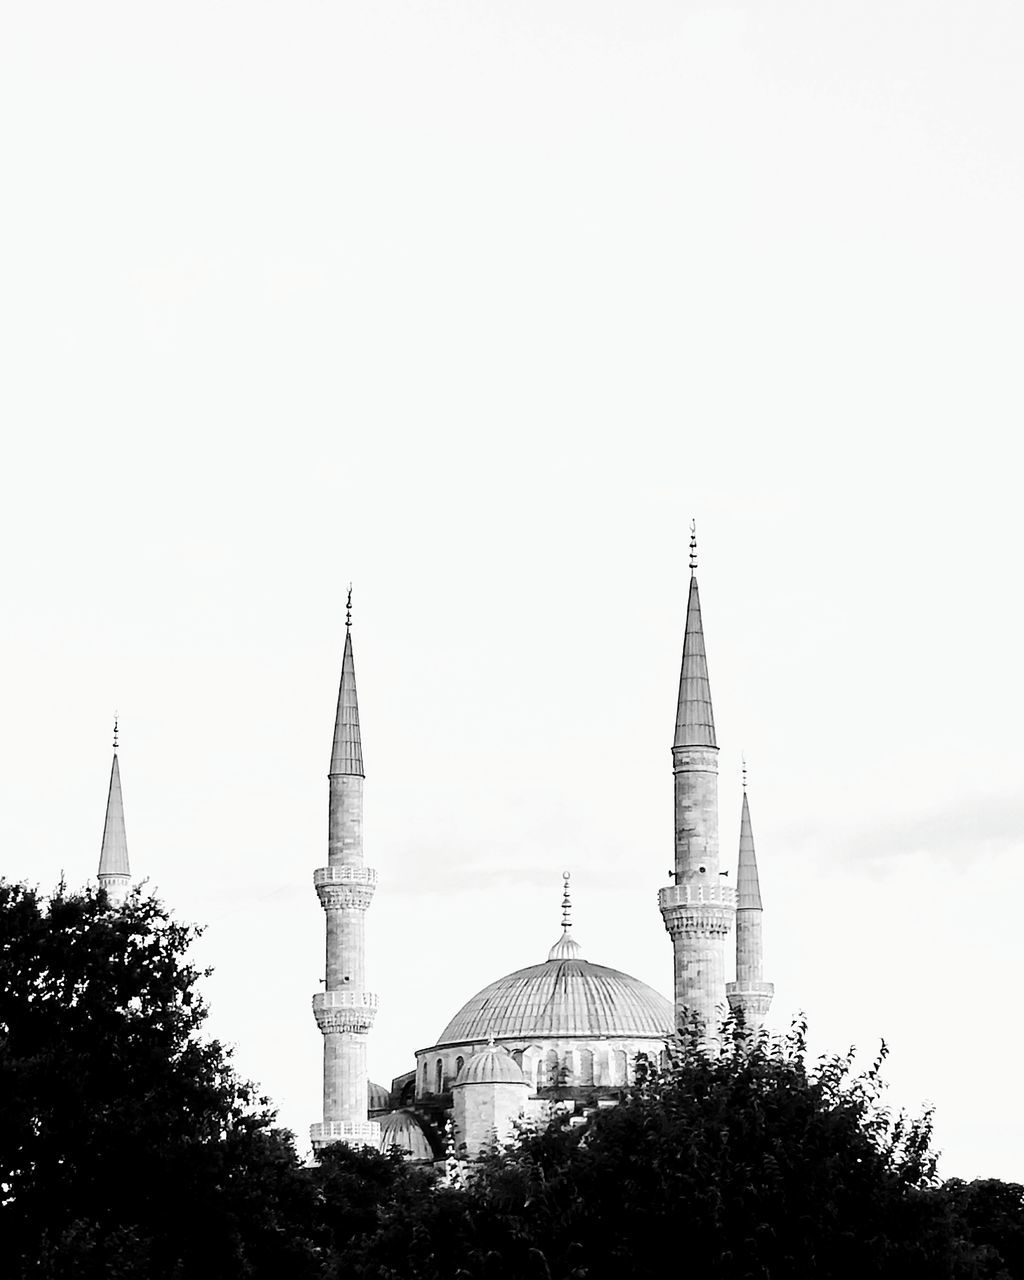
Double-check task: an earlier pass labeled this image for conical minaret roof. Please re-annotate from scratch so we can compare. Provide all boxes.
[736,787,763,910]
[98,742,130,880]
[330,594,365,777]
[674,529,717,749]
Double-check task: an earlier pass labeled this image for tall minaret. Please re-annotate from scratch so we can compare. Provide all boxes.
[97,717,130,906]
[658,525,735,1030]
[311,589,381,1151]
[726,766,773,1030]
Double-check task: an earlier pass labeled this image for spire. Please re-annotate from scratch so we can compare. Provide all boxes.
[548,871,584,961]
[736,788,763,910]
[674,523,717,749]
[330,595,364,777]
[98,722,130,886]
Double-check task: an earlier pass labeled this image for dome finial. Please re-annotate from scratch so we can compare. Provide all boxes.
[113,712,119,752]
[346,584,353,630]
[547,871,584,961]
[689,519,697,573]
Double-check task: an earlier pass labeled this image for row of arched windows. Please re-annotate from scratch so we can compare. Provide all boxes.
[419,1045,636,1095]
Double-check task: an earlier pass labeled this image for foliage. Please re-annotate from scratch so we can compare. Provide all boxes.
[339,1018,977,1279]
[944,1178,1024,1279]
[0,878,322,1279]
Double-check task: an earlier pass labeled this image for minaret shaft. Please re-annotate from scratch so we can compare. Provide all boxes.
[659,549,735,1032]
[312,623,380,1151]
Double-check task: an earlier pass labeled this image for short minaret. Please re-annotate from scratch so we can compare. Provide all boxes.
[311,589,381,1151]
[97,717,130,906]
[726,765,773,1030]
[658,526,735,1030]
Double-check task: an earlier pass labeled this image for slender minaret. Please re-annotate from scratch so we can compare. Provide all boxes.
[726,764,773,1030]
[311,589,381,1151]
[97,717,130,906]
[658,525,735,1030]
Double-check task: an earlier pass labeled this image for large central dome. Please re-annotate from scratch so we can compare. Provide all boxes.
[436,946,673,1045]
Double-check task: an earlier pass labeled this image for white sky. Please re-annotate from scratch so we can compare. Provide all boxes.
[2,1,1023,1181]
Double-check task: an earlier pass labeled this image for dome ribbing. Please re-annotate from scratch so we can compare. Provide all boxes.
[436,958,672,1044]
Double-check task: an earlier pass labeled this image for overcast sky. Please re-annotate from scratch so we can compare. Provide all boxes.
[2,1,1023,1181]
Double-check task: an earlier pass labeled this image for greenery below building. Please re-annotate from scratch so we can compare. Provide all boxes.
[1,879,1021,1279]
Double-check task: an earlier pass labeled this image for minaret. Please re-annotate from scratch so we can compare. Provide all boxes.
[97,717,130,906]
[726,765,773,1030]
[311,589,381,1151]
[658,525,735,1030]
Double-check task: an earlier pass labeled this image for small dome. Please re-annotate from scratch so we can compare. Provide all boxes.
[377,1109,435,1162]
[455,1042,528,1087]
[368,1080,391,1111]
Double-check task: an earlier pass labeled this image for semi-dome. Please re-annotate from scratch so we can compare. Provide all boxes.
[455,1041,528,1087]
[368,1080,391,1111]
[377,1109,436,1162]
[436,943,672,1045]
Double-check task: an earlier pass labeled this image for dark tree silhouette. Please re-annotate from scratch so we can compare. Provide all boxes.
[0,879,322,1279]
[344,1019,982,1280]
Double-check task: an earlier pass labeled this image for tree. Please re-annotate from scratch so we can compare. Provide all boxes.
[0,879,323,1279]
[944,1179,1024,1279]
[344,1019,982,1279]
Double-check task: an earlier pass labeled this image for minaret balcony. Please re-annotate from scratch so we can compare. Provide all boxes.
[310,1120,381,1150]
[313,989,379,1034]
[315,864,377,911]
[658,882,736,910]
[659,882,735,939]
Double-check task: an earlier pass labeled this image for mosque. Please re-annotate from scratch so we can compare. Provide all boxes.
[95,530,772,1164]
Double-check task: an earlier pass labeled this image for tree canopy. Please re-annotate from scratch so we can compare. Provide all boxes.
[0,879,321,1279]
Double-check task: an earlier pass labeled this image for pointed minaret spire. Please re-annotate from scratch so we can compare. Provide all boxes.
[727,772,773,1031]
[312,594,380,1152]
[674,523,716,750]
[660,525,734,1032]
[548,870,584,961]
[330,589,365,777]
[98,717,130,906]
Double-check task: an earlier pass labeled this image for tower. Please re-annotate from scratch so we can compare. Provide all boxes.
[658,527,735,1030]
[311,591,381,1150]
[726,770,773,1030]
[97,718,130,906]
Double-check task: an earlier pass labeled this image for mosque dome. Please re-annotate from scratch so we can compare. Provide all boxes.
[377,1109,436,1162]
[455,1042,528,1087]
[437,955,672,1044]
[368,1080,391,1112]
[430,876,672,1055]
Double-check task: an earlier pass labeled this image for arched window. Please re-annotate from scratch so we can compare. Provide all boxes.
[545,1048,561,1088]
[522,1046,543,1091]
[612,1049,628,1085]
[511,1049,524,1069]
[421,1060,428,1090]
[578,1047,595,1087]
[435,1058,443,1094]
[455,1055,465,1077]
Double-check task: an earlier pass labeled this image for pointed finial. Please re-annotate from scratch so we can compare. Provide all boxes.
[689,519,697,573]
[113,713,119,752]
[561,871,572,930]
[742,754,747,792]
[345,584,353,630]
